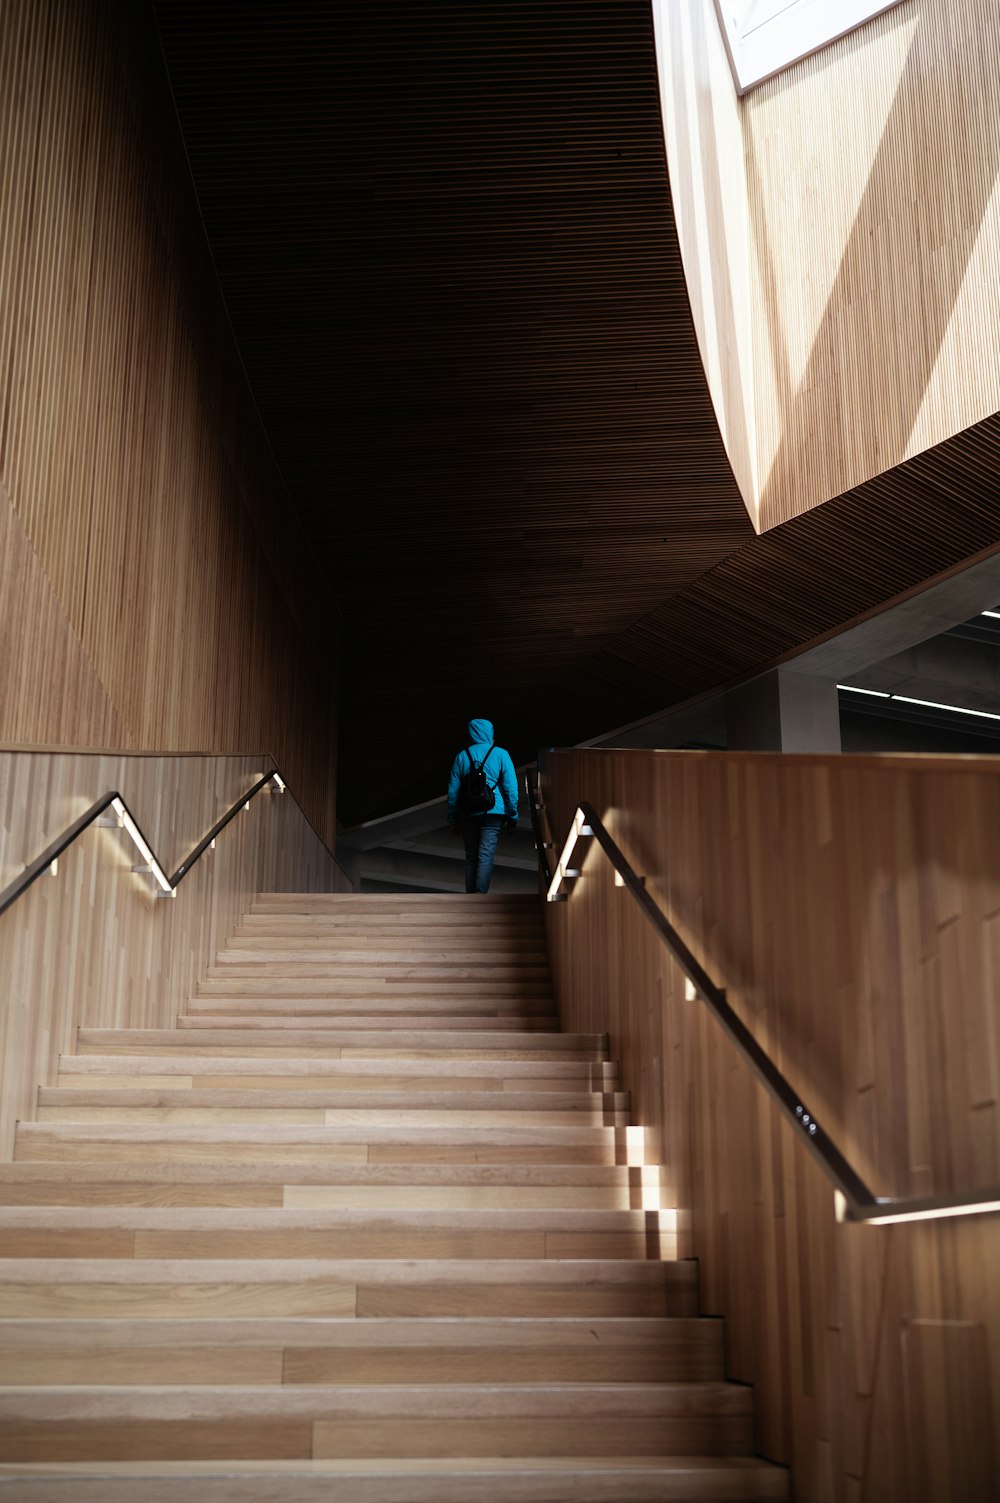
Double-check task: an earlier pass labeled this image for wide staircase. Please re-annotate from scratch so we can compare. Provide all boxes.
[0,893,787,1500]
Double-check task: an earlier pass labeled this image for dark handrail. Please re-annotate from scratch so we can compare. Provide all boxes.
[539,790,1000,1228]
[0,770,283,920]
[169,773,275,883]
[524,767,554,889]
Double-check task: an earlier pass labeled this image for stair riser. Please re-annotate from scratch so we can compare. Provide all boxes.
[40,1089,626,1111]
[198,989,554,1002]
[210,961,551,974]
[0,1231,675,1261]
[0,1285,691,1320]
[0,1416,753,1462]
[3,1352,712,1382]
[77,1029,606,1054]
[56,1073,616,1092]
[0,1471,789,1503]
[0,1185,639,1210]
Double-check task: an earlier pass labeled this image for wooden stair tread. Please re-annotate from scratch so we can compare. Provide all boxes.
[220,946,550,959]
[0,1461,788,1503]
[0,1207,677,1262]
[58,1054,616,1079]
[1,890,785,1498]
[0,1314,722,1384]
[0,1206,666,1230]
[0,1382,751,1417]
[78,1027,605,1053]
[0,1388,754,1464]
[172,1018,564,1037]
[0,1460,789,1503]
[0,1314,708,1345]
[0,1257,687,1283]
[38,1087,625,1110]
[0,1161,645,1209]
[0,1162,636,1186]
[0,1257,696,1319]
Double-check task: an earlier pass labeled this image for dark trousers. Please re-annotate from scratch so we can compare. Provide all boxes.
[461,815,504,893]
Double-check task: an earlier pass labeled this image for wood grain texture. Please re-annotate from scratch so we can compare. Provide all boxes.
[0,886,788,1497]
[0,0,340,842]
[542,747,1000,1502]
[0,1460,791,1503]
[655,0,1000,529]
[0,749,349,1159]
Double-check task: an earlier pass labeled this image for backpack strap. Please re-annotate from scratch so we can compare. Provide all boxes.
[468,744,495,773]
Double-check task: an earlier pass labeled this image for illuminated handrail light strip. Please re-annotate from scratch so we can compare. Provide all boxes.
[112,797,172,894]
[0,769,289,917]
[546,807,593,902]
[545,797,1000,1228]
[834,1190,1000,1226]
[982,611,1000,620]
[839,684,1000,721]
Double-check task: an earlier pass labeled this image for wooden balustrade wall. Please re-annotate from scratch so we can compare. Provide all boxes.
[542,747,1000,1503]
[0,0,341,844]
[0,750,351,1161]
[653,0,1000,530]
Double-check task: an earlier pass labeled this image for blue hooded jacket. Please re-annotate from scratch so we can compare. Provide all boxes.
[447,718,519,823]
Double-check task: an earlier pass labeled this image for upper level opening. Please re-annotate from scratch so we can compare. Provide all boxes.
[714,0,908,93]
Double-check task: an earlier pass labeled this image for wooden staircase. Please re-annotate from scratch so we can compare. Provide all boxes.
[0,893,788,1500]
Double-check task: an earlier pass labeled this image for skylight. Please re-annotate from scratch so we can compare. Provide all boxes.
[714,0,908,93]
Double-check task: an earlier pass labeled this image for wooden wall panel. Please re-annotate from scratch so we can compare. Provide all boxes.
[0,750,351,1160]
[542,747,1000,1501]
[655,0,1000,530]
[0,0,340,844]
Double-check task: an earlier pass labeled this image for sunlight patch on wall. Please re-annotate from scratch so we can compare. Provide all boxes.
[651,0,759,523]
[905,151,1000,465]
[745,6,918,494]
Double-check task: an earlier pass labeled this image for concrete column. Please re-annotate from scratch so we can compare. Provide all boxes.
[726,669,841,752]
[334,844,362,888]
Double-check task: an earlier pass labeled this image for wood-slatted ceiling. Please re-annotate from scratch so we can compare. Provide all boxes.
[152,0,1000,822]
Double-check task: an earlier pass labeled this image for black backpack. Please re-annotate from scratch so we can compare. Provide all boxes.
[458,744,498,815]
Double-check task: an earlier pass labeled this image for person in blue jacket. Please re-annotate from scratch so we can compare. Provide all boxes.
[447,717,519,894]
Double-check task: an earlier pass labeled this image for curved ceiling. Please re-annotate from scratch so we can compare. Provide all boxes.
[152,0,1000,823]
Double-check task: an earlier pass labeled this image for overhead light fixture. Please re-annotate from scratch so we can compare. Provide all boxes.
[892,695,1000,722]
[838,686,1000,722]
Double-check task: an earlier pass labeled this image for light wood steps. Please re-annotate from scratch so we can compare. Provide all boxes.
[0,1207,678,1261]
[56,1053,619,1085]
[34,1086,630,1129]
[0,1256,692,1318]
[0,1315,721,1384]
[14,1121,642,1164]
[78,1026,602,1054]
[0,890,786,1500]
[0,1382,753,1460]
[0,1458,789,1503]
[0,1161,649,1210]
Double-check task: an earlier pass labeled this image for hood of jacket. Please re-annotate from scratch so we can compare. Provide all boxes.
[467,717,494,747]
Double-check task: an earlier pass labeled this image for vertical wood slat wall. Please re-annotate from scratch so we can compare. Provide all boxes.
[0,0,340,845]
[655,0,1000,530]
[0,749,351,1161]
[542,747,1000,1503]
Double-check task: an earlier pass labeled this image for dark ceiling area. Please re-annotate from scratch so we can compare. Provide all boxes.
[152,0,1000,825]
